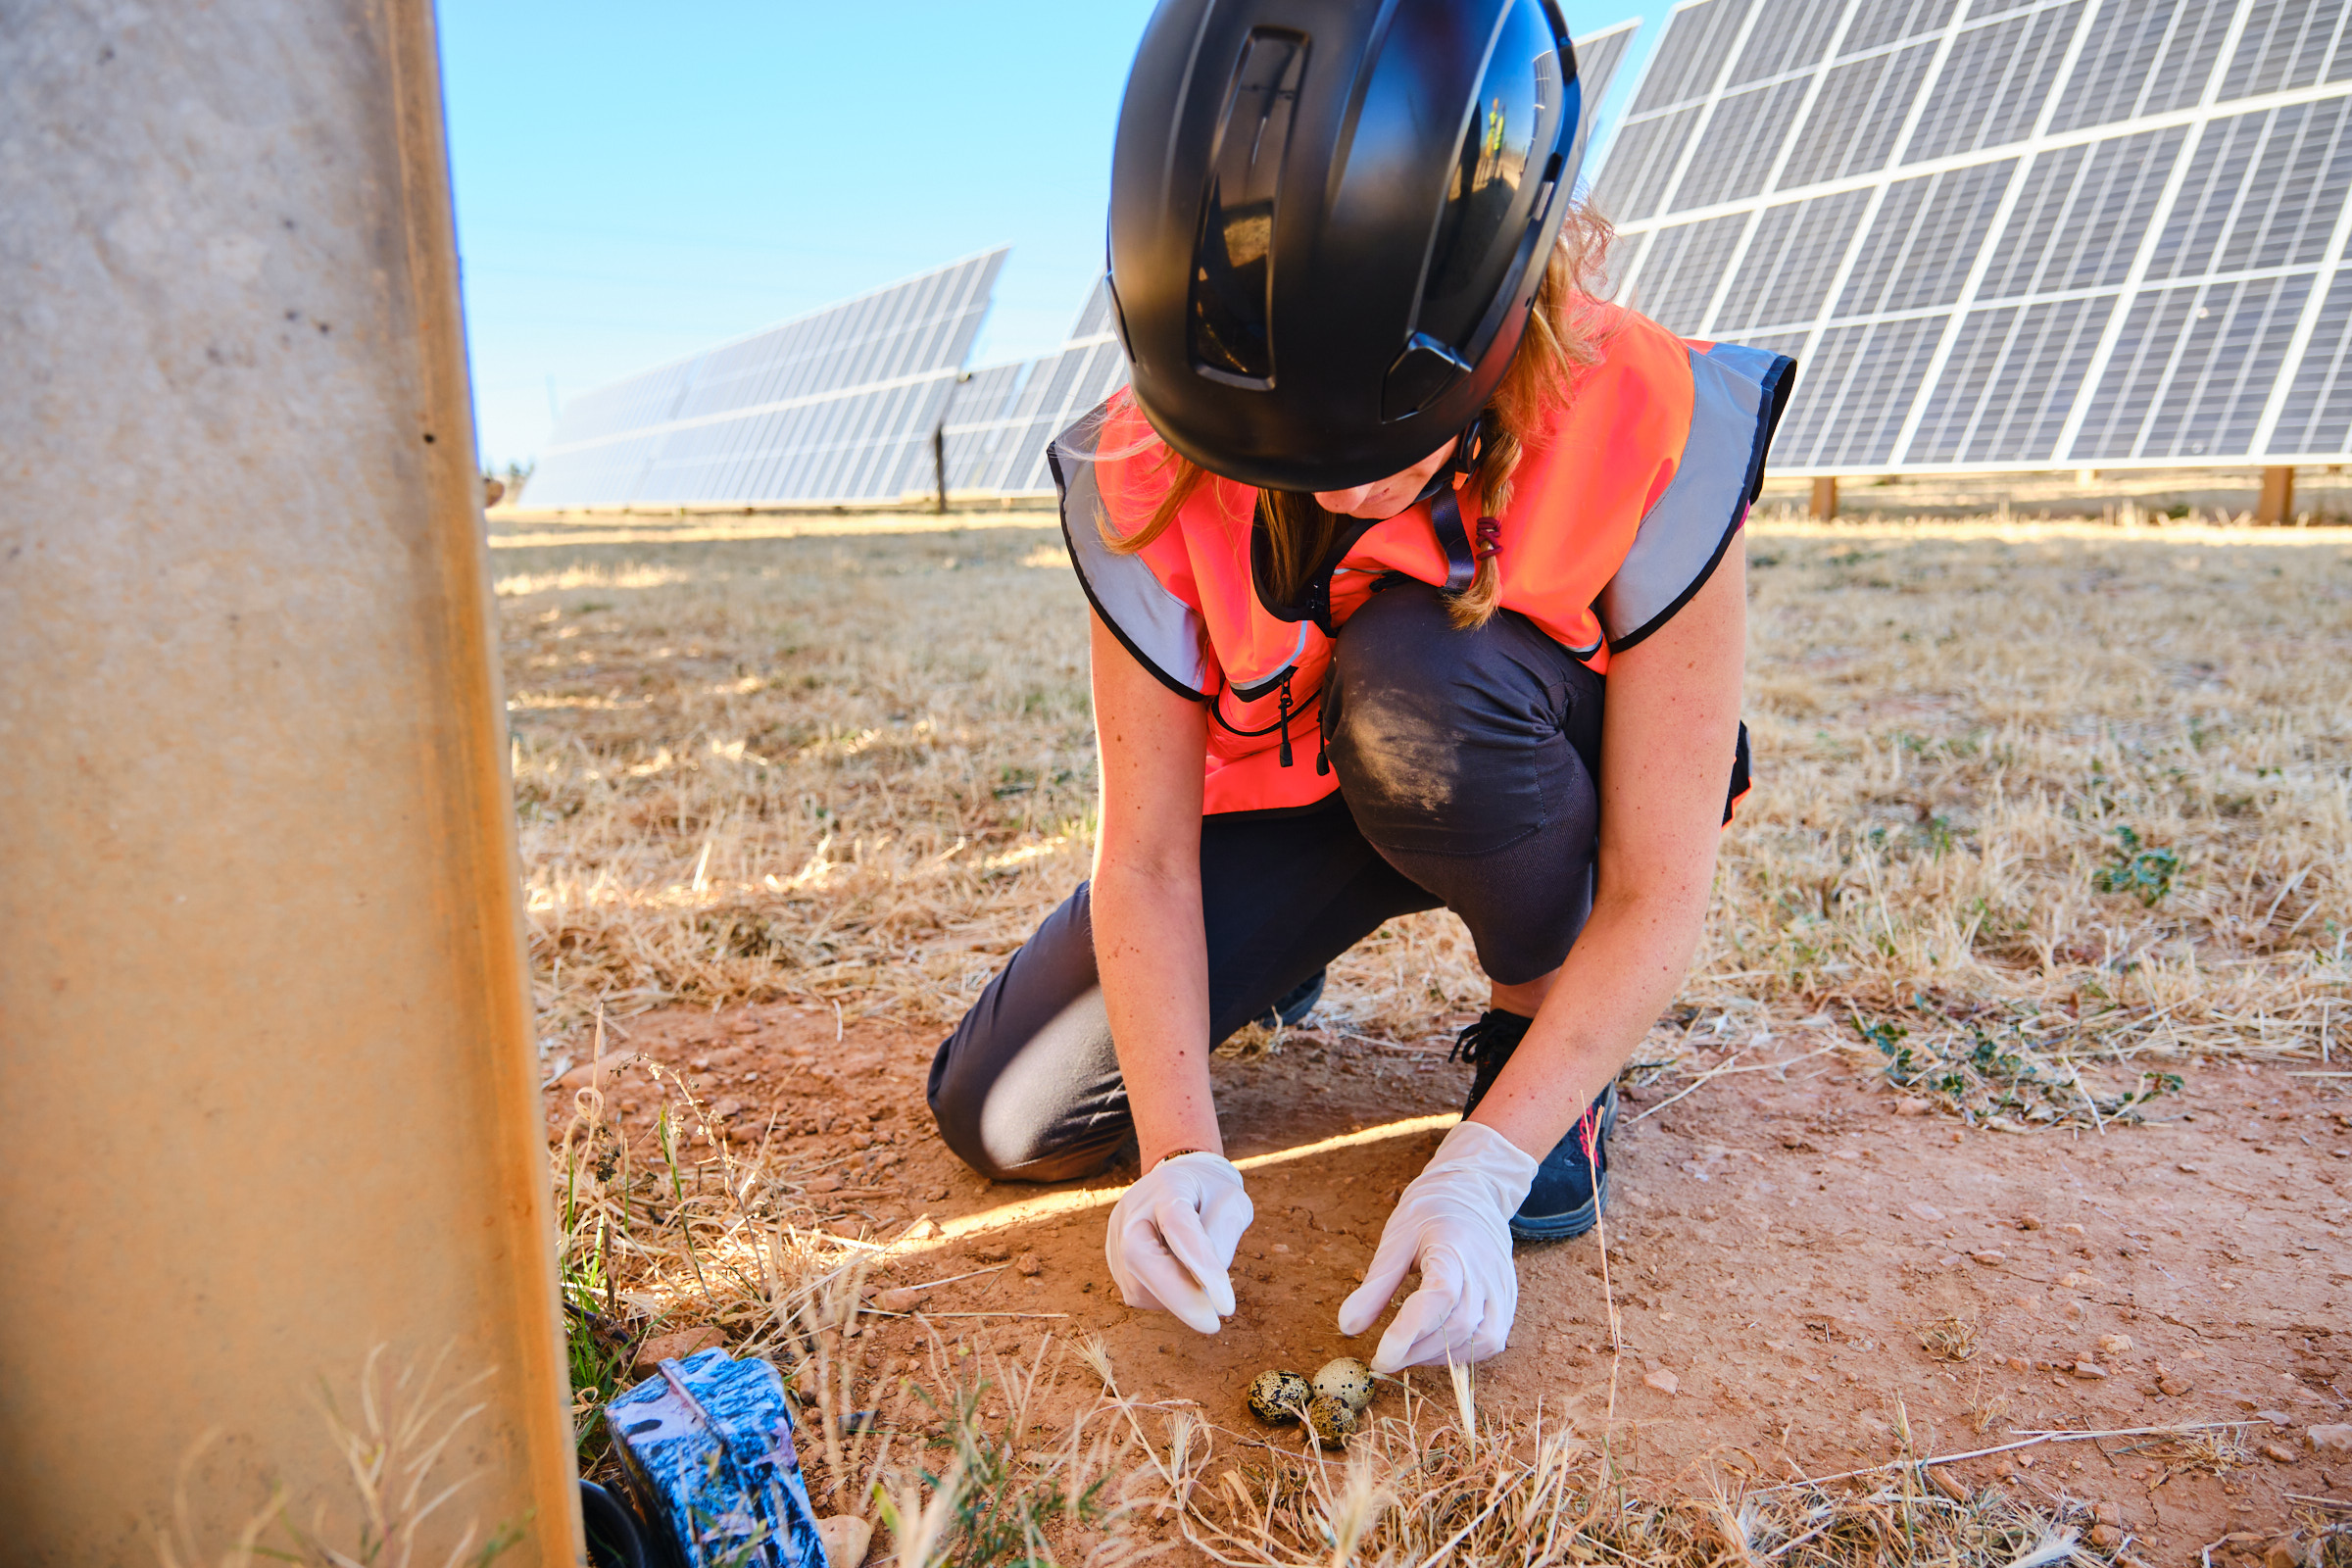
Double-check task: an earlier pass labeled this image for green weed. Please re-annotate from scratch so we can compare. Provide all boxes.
[2092,825,2180,905]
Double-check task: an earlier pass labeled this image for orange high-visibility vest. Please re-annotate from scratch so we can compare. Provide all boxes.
[1054,305,1793,817]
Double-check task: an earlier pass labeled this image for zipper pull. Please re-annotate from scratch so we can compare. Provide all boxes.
[1276,674,1295,768]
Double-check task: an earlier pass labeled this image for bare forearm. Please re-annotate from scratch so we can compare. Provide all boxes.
[1091,860,1220,1166]
[1466,881,1711,1156]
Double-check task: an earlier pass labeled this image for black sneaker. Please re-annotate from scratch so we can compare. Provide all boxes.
[1451,1009,1618,1243]
[1256,968,1327,1030]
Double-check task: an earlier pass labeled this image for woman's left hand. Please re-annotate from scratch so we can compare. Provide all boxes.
[1337,1121,1537,1371]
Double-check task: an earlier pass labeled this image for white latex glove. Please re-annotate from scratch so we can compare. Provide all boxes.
[1337,1121,1537,1372]
[1104,1151,1253,1334]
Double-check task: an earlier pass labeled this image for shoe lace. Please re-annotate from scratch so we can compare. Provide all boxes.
[1447,1013,1503,1066]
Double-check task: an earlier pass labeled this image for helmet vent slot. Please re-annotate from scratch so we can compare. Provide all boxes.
[1188,28,1308,390]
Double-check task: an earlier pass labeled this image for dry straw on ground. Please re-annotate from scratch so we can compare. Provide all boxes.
[498,510,2350,1088]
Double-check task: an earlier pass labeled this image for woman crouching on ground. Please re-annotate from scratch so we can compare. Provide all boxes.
[928,0,1793,1373]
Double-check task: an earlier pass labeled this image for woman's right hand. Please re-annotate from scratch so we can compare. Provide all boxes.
[1104,1152,1253,1333]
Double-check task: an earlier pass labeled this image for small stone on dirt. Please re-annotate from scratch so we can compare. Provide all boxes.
[2261,1442,2297,1463]
[1972,1250,2005,1265]
[808,1175,842,1194]
[2016,1212,2043,1231]
[1906,1201,1945,1222]
[633,1324,725,1376]
[874,1287,925,1313]
[2088,1523,2123,1549]
[1895,1100,1933,1116]
[1643,1365,1681,1396]
[2006,1356,2032,1373]
[2093,1502,2122,1527]
[2071,1360,2109,1379]
[1015,1251,1042,1276]
[2098,1333,2133,1356]
[815,1515,872,1568]
[2309,1424,2352,1452]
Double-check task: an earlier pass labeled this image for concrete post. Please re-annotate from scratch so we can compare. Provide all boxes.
[1809,475,1839,520]
[2257,466,2295,524]
[0,4,579,1563]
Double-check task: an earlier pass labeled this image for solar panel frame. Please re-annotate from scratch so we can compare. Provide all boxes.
[1572,19,1642,168]
[1592,0,2352,472]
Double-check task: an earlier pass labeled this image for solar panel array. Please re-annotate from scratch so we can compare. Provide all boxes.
[525,249,1005,508]
[941,282,1131,496]
[1594,0,2352,471]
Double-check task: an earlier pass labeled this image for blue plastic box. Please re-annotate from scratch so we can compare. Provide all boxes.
[604,1348,827,1568]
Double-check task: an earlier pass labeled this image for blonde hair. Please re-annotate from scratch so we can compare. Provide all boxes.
[1102,203,1617,629]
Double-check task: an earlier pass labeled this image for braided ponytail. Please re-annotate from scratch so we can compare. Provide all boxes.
[1446,203,1617,628]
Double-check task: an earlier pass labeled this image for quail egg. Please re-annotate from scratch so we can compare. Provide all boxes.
[1303,1393,1360,1447]
[1311,1356,1375,1411]
[1246,1368,1310,1423]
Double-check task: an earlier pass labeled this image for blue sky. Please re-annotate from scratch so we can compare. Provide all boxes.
[441,2,1653,470]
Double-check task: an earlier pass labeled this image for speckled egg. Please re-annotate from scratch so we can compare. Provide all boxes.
[1246,1369,1310,1423]
[1303,1394,1360,1447]
[1312,1356,1375,1411]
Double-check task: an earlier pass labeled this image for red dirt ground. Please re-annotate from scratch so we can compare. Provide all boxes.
[550,1003,2352,1565]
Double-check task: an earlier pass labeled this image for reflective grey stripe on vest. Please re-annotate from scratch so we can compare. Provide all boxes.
[1597,342,1797,653]
[1050,439,1214,700]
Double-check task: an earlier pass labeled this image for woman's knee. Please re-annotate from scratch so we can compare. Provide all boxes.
[927,1002,1128,1182]
[924,886,1132,1182]
[1325,582,1595,855]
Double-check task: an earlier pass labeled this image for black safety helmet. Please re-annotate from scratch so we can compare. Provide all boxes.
[1105,0,1582,492]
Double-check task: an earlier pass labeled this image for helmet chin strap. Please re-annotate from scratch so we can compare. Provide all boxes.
[1409,409,1490,508]
[1414,411,1493,596]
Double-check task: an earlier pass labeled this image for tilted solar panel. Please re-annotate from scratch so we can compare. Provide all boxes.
[1593,0,2352,472]
[941,279,1133,498]
[526,249,1006,508]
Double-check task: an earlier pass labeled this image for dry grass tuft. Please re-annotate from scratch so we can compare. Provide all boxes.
[1919,1313,1979,1363]
[157,1348,519,1568]
[1145,1377,2122,1567]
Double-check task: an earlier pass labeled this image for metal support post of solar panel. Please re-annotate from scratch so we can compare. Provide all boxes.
[1592,0,2352,475]
[940,281,1133,498]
